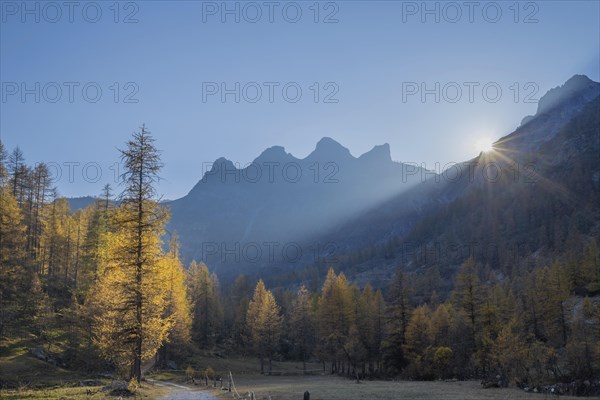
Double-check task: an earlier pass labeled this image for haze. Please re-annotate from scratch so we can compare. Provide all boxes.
[1,0,599,199]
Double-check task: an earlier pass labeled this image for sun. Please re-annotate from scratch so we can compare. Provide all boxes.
[476,138,494,153]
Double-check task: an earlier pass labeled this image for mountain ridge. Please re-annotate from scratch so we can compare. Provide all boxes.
[258,75,600,290]
[168,136,428,276]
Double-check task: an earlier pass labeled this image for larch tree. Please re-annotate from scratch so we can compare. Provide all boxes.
[0,185,28,336]
[90,125,172,382]
[316,267,338,371]
[382,268,412,372]
[41,197,71,288]
[228,274,251,352]
[582,239,600,294]
[402,305,433,378]
[357,284,384,374]
[565,301,597,380]
[542,262,571,347]
[7,146,25,201]
[0,141,7,185]
[289,285,315,372]
[157,233,192,365]
[188,260,223,347]
[246,279,282,374]
[452,257,481,349]
[332,272,355,374]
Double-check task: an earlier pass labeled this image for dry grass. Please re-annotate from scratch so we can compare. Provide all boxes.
[214,375,582,400]
[150,356,583,400]
[0,336,86,387]
[0,383,170,400]
[0,337,170,399]
[167,352,324,377]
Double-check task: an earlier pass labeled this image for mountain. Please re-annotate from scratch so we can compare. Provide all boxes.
[332,75,600,247]
[166,138,427,277]
[260,75,600,292]
[67,196,96,212]
[513,74,600,152]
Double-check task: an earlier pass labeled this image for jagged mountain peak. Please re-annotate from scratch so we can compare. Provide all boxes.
[307,137,353,160]
[210,156,236,169]
[253,145,295,164]
[359,143,391,162]
[536,74,598,115]
[520,75,599,126]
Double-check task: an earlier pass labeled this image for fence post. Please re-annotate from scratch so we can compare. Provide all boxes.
[304,390,310,400]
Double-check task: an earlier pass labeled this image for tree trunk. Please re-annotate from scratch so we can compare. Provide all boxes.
[269,356,272,375]
[260,357,264,374]
[132,165,144,383]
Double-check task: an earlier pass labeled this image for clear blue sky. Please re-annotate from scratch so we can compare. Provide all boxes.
[1,0,599,198]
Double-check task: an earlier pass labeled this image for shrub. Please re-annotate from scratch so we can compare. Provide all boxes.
[127,377,140,395]
[185,366,196,381]
[204,366,215,380]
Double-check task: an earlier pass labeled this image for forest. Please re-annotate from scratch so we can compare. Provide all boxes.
[1,127,599,397]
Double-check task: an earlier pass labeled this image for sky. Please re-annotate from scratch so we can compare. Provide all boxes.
[1,0,599,199]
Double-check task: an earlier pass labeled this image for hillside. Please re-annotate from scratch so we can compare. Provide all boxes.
[166,138,428,277]
[257,76,600,293]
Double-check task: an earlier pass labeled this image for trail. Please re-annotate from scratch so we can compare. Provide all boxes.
[148,379,219,400]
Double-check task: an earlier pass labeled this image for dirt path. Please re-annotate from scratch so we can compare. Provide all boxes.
[149,379,219,400]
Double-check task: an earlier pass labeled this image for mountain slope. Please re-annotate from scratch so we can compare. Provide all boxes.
[166,138,427,276]
[259,75,600,291]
